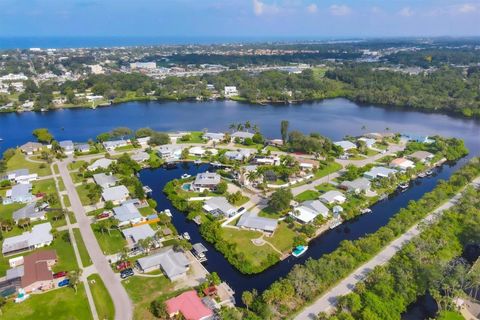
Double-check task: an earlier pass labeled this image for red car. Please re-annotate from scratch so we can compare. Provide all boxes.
[35,192,46,198]
[96,212,110,219]
[53,271,68,279]
[116,261,131,271]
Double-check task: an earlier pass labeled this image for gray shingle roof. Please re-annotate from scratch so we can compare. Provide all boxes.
[2,222,52,254]
[12,203,46,222]
[137,247,190,280]
[93,173,118,188]
[122,224,155,243]
[113,203,142,222]
[237,212,278,232]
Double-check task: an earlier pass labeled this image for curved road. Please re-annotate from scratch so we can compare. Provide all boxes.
[58,160,133,320]
[295,177,480,320]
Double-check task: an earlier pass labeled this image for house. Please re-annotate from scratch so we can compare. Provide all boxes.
[2,223,53,256]
[59,140,74,155]
[363,132,383,140]
[254,156,280,166]
[88,158,115,171]
[189,146,207,157]
[93,173,118,189]
[408,151,434,163]
[203,132,225,142]
[102,185,130,205]
[157,145,184,159]
[296,158,318,170]
[224,149,253,161]
[237,212,277,234]
[136,247,190,280]
[389,158,415,171]
[358,137,376,148]
[12,203,47,223]
[319,190,346,205]
[122,224,156,248]
[75,143,91,153]
[334,140,357,151]
[192,173,221,192]
[103,139,129,151]
[224,86,238,97]
[19,142,42,155]
[340,178,371,194]
[113,203,143,226]
[2,169,38,184]
[231,131,254,142]
[131,151,149,163]
[401,134,434,144]
[21,250,57,293]
[290,200,329,224]
[203,197,237,217]
[165,290,214,320]
[3,183,34,205]
[364,167,397,180]
[136,136,151,147]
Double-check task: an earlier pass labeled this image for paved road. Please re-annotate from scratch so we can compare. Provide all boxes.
[295,177,480,320]
[58,160,133,320]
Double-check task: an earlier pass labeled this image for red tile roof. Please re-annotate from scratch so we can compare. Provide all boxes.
[165,290,213,320]
[21,250,57,288]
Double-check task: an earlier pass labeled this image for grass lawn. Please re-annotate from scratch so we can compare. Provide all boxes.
[32,179,57,197]
[53,164,59,174]
[364,149,379,156]
[0,202,25,222]
[234,143,262,149]
[50,230,79,272]
[88,274,114,320]
[268,222,298,252]
[6,150,51,177]
[315,183,338,193]
[67,160,87,171]
[58,178,66,192]
[70,172,85,184]
[265,145,283,152]
[222,228,280,269]
[139,206,156,216]
[294,190,320,202]
[76,183,100,206]
[0,284,92,320]
[122,276,174,320]
[232,195,249,206]
[92,226,126,255]
[177,131,205,144]
[258,206,284,219]
[73,228,92,267]
[68,211,77,223]
[314,162,342,179]
[115,145,139,152]
[63,194,71,207]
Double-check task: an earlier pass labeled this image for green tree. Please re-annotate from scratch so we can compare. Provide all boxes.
[281,120,289,144]
[32,128,53,143]
[268,188,293,213]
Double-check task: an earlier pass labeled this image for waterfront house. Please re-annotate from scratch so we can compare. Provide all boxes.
[192,172,221,192]
[334,140,357,151]
[131,151,149,163]
[102,185,130,205]
[75,143,91,153]
[2,223,53,256]
[408,151,434,163]
[93,173,118,189]
[236,212,277,234]
[88,158,115,171]
[224,86,238,98]
[389,158,415,171]
[231,131,254,142]
[401,134,434,144]
[290,200,329,224]
[253,156,280,166]
[157,145,183,159]
[358,137,376,148]
[136,136,151,147]
[224,149,253,161]
[113,203,143,226]
[202,197,237,218]
[363,132,383,140]
[122,224,156,249]
[364,166,397,180]
[21,250,57,293]
[19,142,42,155]
[12,203,47,224]
[59,140,74,155]
[203,132,225,142]
[340,178,371,194]
[3,183,34,205]
[165,290,214,320]
[2,169,38,184]
[319,190,346,205]
[103,139,129,151]
[189,146,207,157]
[136,247,190,280]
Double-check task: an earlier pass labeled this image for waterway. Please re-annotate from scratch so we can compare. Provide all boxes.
[1,98,479,305]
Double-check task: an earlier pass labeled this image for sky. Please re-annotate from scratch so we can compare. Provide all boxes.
[0,0,479,39]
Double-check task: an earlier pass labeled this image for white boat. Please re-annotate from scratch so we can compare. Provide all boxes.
[418,172,426,178]
[361,208,372,214]
[329,220,342,229]
[292,245,308,258]
[163,209,172,217]
[194,160,202,164]
[181,174,191,179]
[182,232,191,240]
[425,169,434,176]
[398,183,409,191]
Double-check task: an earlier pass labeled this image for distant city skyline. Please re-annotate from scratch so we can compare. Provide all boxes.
[0,0,479,38]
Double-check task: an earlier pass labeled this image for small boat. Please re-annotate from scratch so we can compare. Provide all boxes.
[182,232,191,240]
[211,161,222,167]
[0,138,3,142]
[163,209,172,217]
[361,208,372,214]
[181,174,191,179]
[143,186,153,195]
[425,169,434,176]
[329,220,342,229]
[418,172,426,178]
[398,183,409,191]
[194,160,202,165]
[292,245,308,258]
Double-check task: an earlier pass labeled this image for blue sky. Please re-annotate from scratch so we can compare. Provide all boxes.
[0,0,479,38]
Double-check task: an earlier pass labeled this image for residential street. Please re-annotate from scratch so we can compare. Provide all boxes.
[58,160,133,320]
[294,177,480,320]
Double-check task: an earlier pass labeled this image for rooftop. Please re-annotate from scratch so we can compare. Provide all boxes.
[165,290,213,320]
[237,212,278,232]
[102,185,129,202]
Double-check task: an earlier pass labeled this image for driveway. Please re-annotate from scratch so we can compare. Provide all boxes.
[58,160,133,320]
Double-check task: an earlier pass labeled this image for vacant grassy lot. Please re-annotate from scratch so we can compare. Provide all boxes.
[67,160,87,171]
[177,131,205,144]
[6,150,51,176]
[88,273,114,320]
[92,226,126,255]
[76,183,100,206]
[294,190,320,202]
[314,162,342,179]
[73,228,92,267]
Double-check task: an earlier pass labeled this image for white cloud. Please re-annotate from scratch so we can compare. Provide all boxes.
[329,4,351,16]
[399,7,414,17]
[457,3,477,13]
[306,3,317,13]
[252,0,280,16]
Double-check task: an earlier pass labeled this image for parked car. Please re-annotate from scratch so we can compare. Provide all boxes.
[53,271,68,279]
[96,212,111,219]
[120,268,134,279]
[58,279,70,287]
[116,261,131,271]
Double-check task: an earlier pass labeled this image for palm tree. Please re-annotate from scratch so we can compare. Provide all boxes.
[246,171,260,184]
[236,123,244,131]
[69,269,82,294]
[253,124,260,133]
[229,123,236,132]
[245,121,251,132]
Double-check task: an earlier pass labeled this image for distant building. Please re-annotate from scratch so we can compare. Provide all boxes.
[122,224,156,249]
[103,139,129,151]
[157,145,184,159]
[408,151,434,163]
[130,62,156,70]
[340,178,371,194]
[224,149,253,161]
[231,131,254,142]
[59,140,74,155]
[364,167,397,180]
[203,132,225,142]
[75,143,91,153]
[224,86,238,98]
[334,140,357,151]
[19,142,42,155]
[389,158,415,171]
[131,151,149,163]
